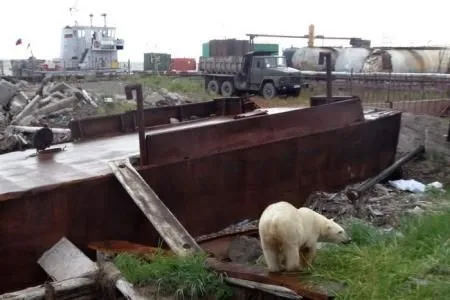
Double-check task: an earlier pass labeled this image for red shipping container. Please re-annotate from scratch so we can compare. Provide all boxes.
[170,58,197,72]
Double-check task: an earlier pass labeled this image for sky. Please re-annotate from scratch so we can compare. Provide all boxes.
[1,0,449,62]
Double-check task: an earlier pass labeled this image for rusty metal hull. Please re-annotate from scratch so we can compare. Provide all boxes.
[0,107,400,293]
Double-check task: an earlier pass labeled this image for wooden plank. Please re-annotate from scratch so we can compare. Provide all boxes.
[99,260,151,300]
[206,258,332,300]
[37,237,99,281]
[0,278,96,300]
[108,158,202,256]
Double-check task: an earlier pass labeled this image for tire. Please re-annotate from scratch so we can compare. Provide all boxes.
[262,82,277,100]
[207,80,219,94]
[292,88,301,97]
[220,80,235,97]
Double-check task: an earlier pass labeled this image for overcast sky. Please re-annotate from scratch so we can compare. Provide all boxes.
[1,0,449,62]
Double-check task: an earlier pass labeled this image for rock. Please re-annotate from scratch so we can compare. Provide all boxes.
[15,91,29,104]
[9,96,27,115]
[19,115,39,126]
[227,236,262,264]
[144,92,165,106]
[408,206,424,214]
[408,277,430,286]
[169,117,180,124]
[114,94,127,101]
[0,79,18,106]
[159,88,169,95]
[49,82,73,94]
[0,112,8,132]
[166,92,181,101]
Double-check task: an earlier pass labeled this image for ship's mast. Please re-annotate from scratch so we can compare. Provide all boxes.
[101,13,107,27]
[69,0,79,26]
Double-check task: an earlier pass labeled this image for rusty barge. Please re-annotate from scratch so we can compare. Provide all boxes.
[0,92,401,295]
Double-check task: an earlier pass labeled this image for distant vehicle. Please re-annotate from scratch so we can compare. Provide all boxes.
[199,51,304,100]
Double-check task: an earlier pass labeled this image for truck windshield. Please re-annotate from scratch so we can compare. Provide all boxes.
[264,56,287,68]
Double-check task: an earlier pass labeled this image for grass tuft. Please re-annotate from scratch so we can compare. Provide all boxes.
[114,252,233,300]
[308,208,450,299]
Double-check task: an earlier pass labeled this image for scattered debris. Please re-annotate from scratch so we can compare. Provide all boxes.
[388,179,427,193]
[346,145,425,201]
[37,237,99,281]
[228,236,263,264]
[0,78,97,153]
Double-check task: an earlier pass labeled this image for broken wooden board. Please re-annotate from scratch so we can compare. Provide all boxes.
[206,258,333,300]
[0,278,96,300]
[108,158,202,257]
[37,237,99,281]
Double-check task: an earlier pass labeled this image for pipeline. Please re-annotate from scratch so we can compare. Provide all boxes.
[301,70,450,81]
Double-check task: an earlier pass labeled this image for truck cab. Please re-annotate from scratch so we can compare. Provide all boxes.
[237,51,303,99]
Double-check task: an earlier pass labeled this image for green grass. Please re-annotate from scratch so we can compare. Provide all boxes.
[114,252,233,299]
[308,205,450,299]
[128,75,213,100]
[95,101,137,116]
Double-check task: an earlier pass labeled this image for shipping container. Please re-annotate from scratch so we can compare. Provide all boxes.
[143,52,171,72]
[254,43,279,55]
[205,39,250,57]
[170,58,197,72]
[202,42,210,57]
[202,41,279,57]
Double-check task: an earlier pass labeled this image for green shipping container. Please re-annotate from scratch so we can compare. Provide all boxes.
[202,42,210,57]
[143,53,171,72]
[254,43,279,55]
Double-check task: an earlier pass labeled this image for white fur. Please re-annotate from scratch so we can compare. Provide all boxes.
[258,201,350,272]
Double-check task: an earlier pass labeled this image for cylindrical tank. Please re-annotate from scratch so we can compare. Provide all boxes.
[334,48,370,73]
[412,49,450,73]
[288,47,339,71]
[362,48,450,73]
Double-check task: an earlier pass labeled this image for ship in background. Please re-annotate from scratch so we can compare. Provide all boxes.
[2,5,126,79]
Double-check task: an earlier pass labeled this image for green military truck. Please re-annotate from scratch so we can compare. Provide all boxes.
[198,51,303,100]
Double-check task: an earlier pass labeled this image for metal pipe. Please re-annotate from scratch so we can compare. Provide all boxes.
[124,84,146,166]
[318,52,332,102]
[301,70,450,82]
[346,145,425,201]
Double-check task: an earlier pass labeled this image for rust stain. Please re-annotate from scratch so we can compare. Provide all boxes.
[88,240,174,257]
[69,97,259,140]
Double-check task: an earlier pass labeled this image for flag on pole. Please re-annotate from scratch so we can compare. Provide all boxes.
[15,38,22,46]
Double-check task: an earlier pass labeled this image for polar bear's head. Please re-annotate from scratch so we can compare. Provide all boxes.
[322,218,352,244]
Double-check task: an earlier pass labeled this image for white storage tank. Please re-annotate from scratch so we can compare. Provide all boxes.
[289,47,339,71]
[334,48,370,73]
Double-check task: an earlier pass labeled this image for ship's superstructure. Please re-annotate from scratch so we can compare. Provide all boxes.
[60,13,124,70]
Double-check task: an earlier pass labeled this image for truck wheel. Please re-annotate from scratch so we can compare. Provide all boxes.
[292,88,301,97]
[220,81,235,97]
[262,82,277,100]
[207,80,219,94]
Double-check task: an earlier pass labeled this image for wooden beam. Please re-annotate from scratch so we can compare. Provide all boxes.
[108,158,202,256]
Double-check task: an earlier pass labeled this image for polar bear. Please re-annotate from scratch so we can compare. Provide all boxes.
[258,201,351,272]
